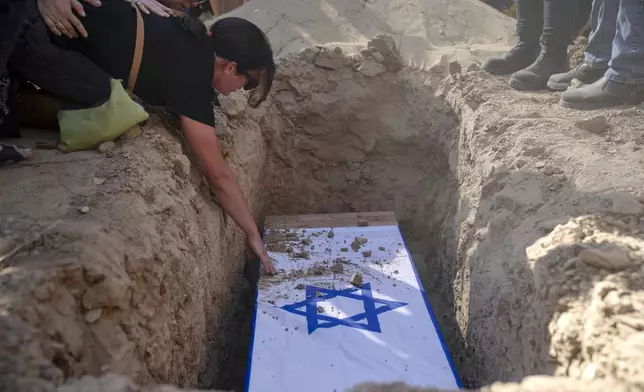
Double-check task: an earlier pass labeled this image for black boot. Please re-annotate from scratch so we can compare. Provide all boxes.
[509,0,580,90]
[481,42,541,76]
[509,46,569,90]
[482,0,543,76]
[547,62,607,91]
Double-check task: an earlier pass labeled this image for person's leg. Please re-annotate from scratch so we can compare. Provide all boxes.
[0,0,28,74]
[561,0,644,109]
[481,0,543,76]
[9,18,111,110]
[585,0,618,68]
[0,0,28,138]
[509,0,580,90]
[547,0,616,90]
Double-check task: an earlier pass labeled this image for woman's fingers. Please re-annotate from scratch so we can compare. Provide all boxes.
[58,16,78,38]
[71,0,86,16]
[81,0,102,6]
[43,16,63,36]
[68,12,88,37]
[136,2,151,14]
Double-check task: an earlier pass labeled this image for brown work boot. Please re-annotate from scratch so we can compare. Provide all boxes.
[16,83,61,130]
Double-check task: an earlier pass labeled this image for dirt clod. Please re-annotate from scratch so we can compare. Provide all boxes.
[579,245,633,271]
[79,206,90,214]
[97,141,116,153]
[575,115,608,134]
[295,283,305,290]
[328,231,335,238]
[84,309,102,324]
[317,306,324,313]
[350,273,364,287]
[362,250,372,257]
[331,263,344,273]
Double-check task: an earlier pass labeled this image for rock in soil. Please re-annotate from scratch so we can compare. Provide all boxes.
[579,245,633,271]
[575,115,608,134]
[84,309,103,324]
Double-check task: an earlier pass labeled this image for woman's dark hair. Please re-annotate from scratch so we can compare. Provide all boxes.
[209,17,275,108]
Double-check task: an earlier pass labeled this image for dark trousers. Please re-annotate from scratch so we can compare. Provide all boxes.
[515,0,591,47]
[9,9,111,110]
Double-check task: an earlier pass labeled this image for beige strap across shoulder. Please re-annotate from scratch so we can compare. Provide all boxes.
[128,3,145,94]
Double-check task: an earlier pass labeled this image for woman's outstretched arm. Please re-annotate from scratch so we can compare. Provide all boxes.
[180,115,277,275]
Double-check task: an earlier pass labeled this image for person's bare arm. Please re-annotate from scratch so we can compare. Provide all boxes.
[180,115,277,274]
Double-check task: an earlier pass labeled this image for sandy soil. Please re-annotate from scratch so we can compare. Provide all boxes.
[211,0,516,69]
[1,0,643,391]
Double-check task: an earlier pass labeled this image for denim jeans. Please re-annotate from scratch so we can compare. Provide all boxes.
[585,0,644,84]
[9,13,111,109]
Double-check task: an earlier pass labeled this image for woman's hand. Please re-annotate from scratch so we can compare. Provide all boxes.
[130,0,174,17]
[37,0,101,38]
[247,234,277,275]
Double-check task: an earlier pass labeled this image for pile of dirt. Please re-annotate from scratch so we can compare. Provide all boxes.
[0,120,263,391]
[1,0,644,391]
[214,0,516,68]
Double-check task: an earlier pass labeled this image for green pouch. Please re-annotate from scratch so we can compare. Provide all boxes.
[58,79,149,152]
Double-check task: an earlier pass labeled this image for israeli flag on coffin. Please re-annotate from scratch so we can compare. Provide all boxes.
[245,224,461,392]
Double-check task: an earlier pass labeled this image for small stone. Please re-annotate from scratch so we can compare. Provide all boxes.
[317,306,324,313]
[371,51,385,63]
[84,308,102,324]
[355,237,368,245]
[268,300,275,305]
[357,219,369,227]
[351,241,361,251]
[362,250,372,257]
[574,115,608,134]
[393,270,399,274]
[341,247,349,252]
[580,245,632,271]
[314,47,344,70]
[93,177,106,185]
[295,283,305,290]
[543,165,563,176]
[301,238,312,245]
[379,247,386,251]
[97,141,116,153]
[79,206,90,214]
[448,61,462,75]
[328,231,335,239]
[331,263,344,274]
[360,48,373,58]
[350,273,363,287]
[535,161,546,169]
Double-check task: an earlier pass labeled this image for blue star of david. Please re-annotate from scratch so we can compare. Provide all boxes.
[280,282,407,334]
